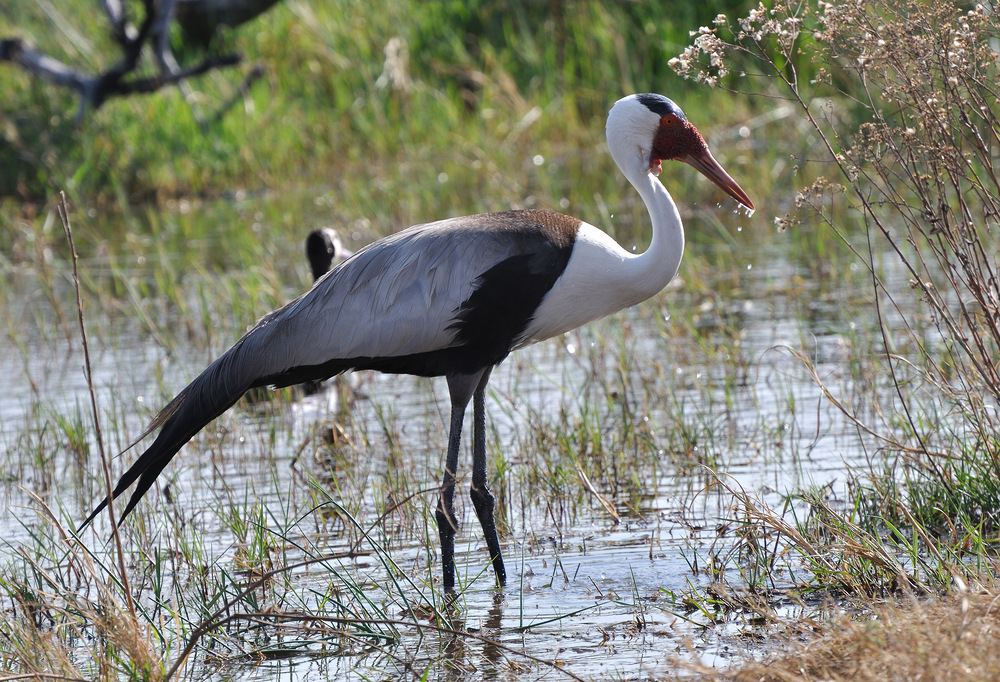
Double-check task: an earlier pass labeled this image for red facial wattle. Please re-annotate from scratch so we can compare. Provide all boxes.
[652,117,755,211]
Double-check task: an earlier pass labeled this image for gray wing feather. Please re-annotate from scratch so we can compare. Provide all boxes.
[244,216,518,376]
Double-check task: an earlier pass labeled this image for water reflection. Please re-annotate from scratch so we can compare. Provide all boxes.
[0,200,898,679]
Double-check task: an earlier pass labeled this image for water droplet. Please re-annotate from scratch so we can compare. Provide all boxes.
[532,154,545,166]
[566,343,577,354]
[736,226,742,232]
[747,263,752,270]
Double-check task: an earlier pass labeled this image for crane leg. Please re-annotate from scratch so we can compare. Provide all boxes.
[436,399,465,591]
[437,371,482,591]
[470,369,506,587]
[438,368,505,590]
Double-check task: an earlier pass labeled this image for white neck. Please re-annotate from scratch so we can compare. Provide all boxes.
[605,118,685,308]
[518,101,687,346]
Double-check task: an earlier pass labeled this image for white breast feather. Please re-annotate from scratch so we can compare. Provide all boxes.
[521,222,640,345]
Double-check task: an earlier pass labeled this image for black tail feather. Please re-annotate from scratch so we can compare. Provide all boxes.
[78,284,353,534]
[77,342,262,532]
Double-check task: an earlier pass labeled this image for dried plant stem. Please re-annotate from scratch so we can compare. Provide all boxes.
[56,192,136,620]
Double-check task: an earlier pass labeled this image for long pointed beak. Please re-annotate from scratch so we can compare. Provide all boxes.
[684,148,755,212]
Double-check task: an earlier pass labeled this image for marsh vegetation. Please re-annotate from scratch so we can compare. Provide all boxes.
[2,0,999,679]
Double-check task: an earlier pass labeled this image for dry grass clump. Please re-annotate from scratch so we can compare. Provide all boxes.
[720,590,1000,681]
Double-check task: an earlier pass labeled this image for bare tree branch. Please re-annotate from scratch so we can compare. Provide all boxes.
[0,0,281,120]
[99,0,129,44]
[0,38,92,96]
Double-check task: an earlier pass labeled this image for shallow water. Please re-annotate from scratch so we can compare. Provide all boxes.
[0,199,891,679]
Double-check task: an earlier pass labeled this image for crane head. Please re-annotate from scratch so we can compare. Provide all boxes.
[629,93,755,212]
[306,227,353,282]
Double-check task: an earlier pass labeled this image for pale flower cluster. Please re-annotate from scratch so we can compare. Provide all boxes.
[738,3,784,42]
[668,26,727,85]
[669,1,809,85]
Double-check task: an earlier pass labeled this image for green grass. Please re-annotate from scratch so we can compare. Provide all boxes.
[1,0,767,206]
[5,0,1000,678]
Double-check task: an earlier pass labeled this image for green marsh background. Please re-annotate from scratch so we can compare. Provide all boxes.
[3,0,999,679]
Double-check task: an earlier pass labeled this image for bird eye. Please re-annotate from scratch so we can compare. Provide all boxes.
[660,114,678,126]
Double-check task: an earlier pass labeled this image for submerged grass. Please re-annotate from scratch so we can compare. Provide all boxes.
[0,176,896,678]
[2,196,834,677]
